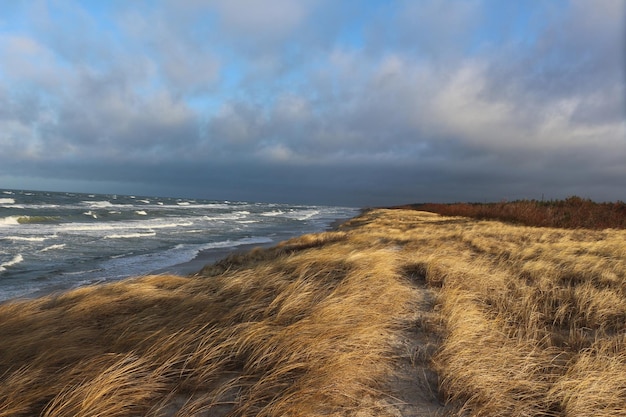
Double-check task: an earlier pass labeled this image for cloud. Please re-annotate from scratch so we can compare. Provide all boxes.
[0,1,624,205]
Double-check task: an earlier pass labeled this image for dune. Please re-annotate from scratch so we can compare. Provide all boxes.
[1,208,625,416]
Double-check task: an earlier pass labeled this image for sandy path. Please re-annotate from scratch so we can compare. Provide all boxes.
[384,272,451,417]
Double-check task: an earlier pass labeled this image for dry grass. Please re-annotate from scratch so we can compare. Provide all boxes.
[342,209,626,416]
[0,228,422,416]
[2,208,625,416]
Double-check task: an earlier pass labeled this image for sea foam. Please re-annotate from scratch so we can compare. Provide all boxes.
[0,216,20,226]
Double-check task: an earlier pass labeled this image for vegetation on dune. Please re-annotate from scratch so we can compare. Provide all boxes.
[2,207,626,416]
[397,196,626,229]
[344,209,626,416]
[0,231,426,416]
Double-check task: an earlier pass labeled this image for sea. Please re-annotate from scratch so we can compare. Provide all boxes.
[0,189,358,302]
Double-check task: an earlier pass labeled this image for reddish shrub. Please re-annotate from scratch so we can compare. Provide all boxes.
[395,197,626,230]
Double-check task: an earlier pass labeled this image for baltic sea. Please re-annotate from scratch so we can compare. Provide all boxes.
[0,189,357,302]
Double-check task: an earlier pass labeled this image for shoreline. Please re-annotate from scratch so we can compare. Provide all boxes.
[148,241,277,277]
[0,208,453,415]
[2,216,358,304]
[148,216,355,277]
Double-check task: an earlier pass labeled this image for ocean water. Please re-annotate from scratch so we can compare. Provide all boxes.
[0,189,358,302]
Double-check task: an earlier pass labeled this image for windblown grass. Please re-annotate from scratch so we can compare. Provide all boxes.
[0,230,420,416]
[2,208,625,416]
[341,208,626,416]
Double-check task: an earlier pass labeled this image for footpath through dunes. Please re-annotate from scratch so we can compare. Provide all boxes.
[1,209,626,416]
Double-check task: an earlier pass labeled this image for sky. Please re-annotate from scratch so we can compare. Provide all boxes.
[0,0,624,207]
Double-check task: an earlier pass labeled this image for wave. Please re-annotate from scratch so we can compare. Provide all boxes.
[149,221,193,229]
[287,209,321,220]
[223,236,273,247]
[56,219,194,233]
[104,232,157,239]
[0,216,20,225]
[190,236,274,252]
[81,201,133,209]
[260,209,320,220]
[0,254,24,272]
[82,200,114,208]
[5,236,51,242]
[99,236,275,278]
[135,210,148,216]
[83,211,98,219]
[17,216,61,224]
[40,244,66,252]
[261,210,284,217]
[0,198,16,205]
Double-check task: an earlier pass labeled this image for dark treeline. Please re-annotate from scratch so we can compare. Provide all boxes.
[395,196,626,230]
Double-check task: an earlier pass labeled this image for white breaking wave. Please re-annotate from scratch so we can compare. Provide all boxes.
[104,232,157,239]
[82,200,114,208]
[56,219,193,233]
[0,216,20,225]
[5,235,52,242]
[261,210,284,217]
[0,254,24,272]
[135,210,148,216]
[287,209,321,220]
[0,198,15,205]
[40,244,66,252]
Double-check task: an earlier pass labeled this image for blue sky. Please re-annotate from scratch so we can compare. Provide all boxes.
[0,0,624,206]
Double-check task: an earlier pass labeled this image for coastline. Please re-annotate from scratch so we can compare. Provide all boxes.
[3,208,626,415]
[0,208,448,415]
[149,215,356,277]
[148,241,276,276]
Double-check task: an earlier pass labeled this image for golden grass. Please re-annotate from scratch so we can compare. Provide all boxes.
[343,209,626,416]
[0,228,419,416]
[1,208,625,416]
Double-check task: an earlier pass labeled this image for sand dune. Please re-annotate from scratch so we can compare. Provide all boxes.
[2,208,625,416]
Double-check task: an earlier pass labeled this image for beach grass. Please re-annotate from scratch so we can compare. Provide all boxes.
[1,207,626,416]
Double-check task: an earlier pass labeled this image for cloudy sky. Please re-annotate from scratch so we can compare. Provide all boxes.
[0,0,624,206]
